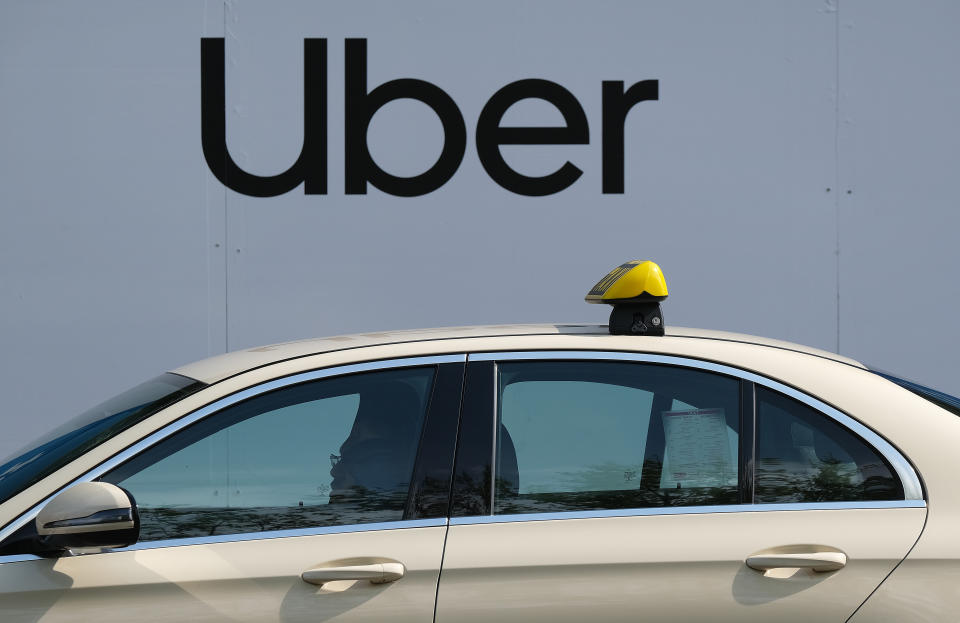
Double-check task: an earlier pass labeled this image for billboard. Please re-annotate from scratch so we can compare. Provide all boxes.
[1,0,958,456]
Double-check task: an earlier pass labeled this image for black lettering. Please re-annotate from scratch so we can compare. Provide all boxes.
[476,79,589,196]
[200,37,327,197]
[601,80,658,194]
[344,39,466,197]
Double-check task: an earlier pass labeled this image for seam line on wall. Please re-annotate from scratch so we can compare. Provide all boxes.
[223,0,230,353]
[834,0,842,354]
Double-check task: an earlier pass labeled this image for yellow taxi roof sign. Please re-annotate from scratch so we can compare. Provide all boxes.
[585,260,669,304]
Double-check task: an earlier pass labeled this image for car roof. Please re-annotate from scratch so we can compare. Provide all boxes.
[173,324,865,384]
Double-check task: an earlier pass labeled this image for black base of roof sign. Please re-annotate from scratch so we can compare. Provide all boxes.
[608,303,665,336]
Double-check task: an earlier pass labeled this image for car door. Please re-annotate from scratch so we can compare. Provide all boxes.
[0,355,464,623]
[436,351,926,622]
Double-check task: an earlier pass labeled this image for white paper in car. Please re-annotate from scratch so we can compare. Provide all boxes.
[660,408,733,489]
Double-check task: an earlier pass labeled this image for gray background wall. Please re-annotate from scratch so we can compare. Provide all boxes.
[1,0,958,459]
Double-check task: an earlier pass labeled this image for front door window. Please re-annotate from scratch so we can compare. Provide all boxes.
[100,366,436,541]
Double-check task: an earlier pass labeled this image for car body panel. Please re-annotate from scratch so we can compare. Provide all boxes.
[0,524,445,623]
[847,559,958,622]
[437,508,925,622]
[171,324,865,385]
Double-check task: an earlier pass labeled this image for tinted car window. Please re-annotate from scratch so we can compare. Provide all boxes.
[101,366,435,541]
[494,361,740,515]
[0,373,204,505]
[754,387,903,503]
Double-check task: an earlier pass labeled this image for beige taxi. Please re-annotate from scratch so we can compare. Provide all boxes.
[0,262,956,621]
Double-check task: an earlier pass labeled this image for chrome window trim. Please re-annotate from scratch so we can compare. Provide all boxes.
[0,354,467,546]
[490,362,500,507]
[470,350,924,501]
[0,518,448,565]
[450,500,927,526]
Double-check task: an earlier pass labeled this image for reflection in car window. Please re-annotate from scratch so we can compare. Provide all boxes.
[0,373,204,505]
[493,362,740,515]
[101,367,435,541]
[754,387,903,503]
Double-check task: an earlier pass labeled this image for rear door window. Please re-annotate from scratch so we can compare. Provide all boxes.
[449,355,913,520]
[493,361,741,515]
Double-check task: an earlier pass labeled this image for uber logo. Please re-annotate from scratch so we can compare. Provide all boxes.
[201,38,658,198]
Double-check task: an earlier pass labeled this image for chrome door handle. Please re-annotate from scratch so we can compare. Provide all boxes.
[746,548,847,573]
[301,561,405,586]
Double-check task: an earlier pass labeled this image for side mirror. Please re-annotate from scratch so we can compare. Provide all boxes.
[35,482,139,553]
